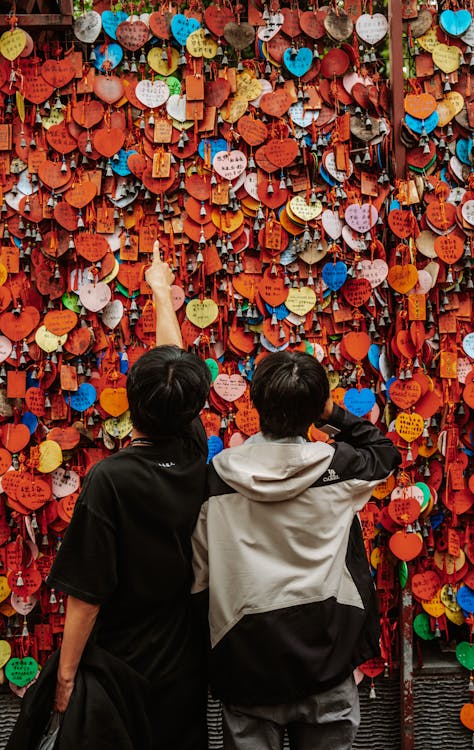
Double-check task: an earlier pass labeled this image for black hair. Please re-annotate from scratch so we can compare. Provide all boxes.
[250,351,330,438]
[126,345,211,437]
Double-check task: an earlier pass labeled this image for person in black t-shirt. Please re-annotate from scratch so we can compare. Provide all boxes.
[47,246,212,750]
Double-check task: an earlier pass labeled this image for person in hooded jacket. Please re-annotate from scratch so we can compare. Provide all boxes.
[191,350,401,750]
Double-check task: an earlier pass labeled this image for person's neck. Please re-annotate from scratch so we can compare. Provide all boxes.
[131,429,150,440]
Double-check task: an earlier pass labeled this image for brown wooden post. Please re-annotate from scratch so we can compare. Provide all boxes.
[389,0,406,179]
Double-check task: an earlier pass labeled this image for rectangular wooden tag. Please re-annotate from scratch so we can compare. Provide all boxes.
[211,183,230,205]
[120,235,139,261]
[361,171,379,197]
[198,106,216,132]
[77,67,95,95]
[152,151,171,179]
[154,119,173,144]
[96,206,115,234]
[335,142,350,172]
[60,364,78,392]
[139,219,159,253]
[186,74,205,101]
[0,245,19,274]
[186,100,204,120]
[50,393,68,421]
[265,221,282,251]
[7,370,26,399]
[0,125,12,151]
[447,528,460,557]
[439,350,458,379]
[407,293,426,321]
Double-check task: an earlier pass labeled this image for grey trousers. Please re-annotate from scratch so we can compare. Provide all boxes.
[222,675,360,750]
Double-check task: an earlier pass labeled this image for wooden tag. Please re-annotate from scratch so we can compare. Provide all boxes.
[0,125,12,151]
[186,74,205,101]
[152,151,171,179]
[7,370,27,399]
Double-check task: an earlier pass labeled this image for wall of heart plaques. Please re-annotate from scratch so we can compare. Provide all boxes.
[0,0,470,735]
[400,0,474,739]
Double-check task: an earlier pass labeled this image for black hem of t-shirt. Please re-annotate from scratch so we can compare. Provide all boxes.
[46,574,104,606]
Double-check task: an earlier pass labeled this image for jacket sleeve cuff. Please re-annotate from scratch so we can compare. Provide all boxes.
[325,403,348,429]
[316,403,363,435]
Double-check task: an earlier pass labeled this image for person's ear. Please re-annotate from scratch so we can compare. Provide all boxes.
[320,396,334,422]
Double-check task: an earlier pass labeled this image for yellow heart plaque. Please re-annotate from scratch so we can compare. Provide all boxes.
[186,28,217,59]
[147,47,179,75]
[436,91,464,127]
[35,326,68,353]
[432,43,461,74]
[0,640,11,669]
[104,411,133,439]
[0,29,27,61]
[41,110,65,130]
[289,196,323,222]
[37,440,63,473]
[220,96,249,124]
[417,27,438,53]
[236,73,263,102]
[395,412,425,443]
[186,299,219,328]
[285,287,317,316]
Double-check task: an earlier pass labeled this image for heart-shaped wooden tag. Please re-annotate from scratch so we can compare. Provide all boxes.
[389,379,422,409]
[115,20,150,51]
[41,57,76,88]
[5,657,39,687]
[71,99,105,129]
[0,306,40,342]
[1,423,31,453]
[223,21,255,50]
[93,75,125,104]
[344,203,378,233]
[65,181,97,209]
[38,160,71,190]
[395,412,425,442]
[0,29,27,61]
[94,127,126,158]
[213,373,247,402]
[46,121,77,154]
[432,43,461,74]
[186,299,219,328]
[285,287,316,315]
[100,387,129,417]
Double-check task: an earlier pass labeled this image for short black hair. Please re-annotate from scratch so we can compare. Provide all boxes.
[126,346,211,437]
[250,351,329,438]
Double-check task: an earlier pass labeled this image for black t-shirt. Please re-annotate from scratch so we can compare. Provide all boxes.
[47,420,208,686]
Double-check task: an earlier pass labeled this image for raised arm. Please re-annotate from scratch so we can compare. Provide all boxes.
[318,400,401,483]
[145,241,183,348]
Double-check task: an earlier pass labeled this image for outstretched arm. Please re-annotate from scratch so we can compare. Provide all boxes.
[145,241,183,348]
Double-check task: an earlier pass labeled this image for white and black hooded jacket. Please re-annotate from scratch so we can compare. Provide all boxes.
[192,404,401,706]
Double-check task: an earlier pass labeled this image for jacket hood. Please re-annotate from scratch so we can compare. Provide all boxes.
[212,434,334,502]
